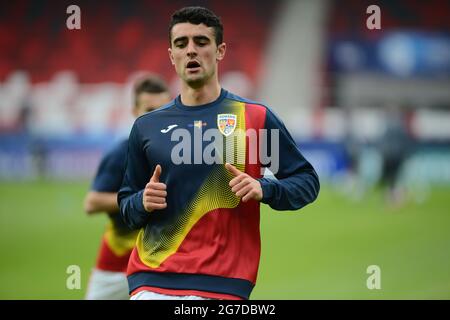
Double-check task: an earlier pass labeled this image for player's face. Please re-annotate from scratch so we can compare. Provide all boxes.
[168,23,226,88]
[133,92,171,117]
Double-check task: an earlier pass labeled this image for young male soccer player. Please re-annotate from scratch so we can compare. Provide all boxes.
[84,75,171,299]
[118,7,320,300]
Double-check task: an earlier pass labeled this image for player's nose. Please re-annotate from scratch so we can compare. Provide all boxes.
[186,41,197,57]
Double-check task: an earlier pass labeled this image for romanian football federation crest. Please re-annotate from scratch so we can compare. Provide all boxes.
[217,114,237,136]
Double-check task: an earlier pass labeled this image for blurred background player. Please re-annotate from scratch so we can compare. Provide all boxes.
[83,74,171,300]
[377,104,414,207]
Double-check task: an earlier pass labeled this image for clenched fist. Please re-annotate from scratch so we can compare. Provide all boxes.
[143,164,167,212]
[225,163,263,202]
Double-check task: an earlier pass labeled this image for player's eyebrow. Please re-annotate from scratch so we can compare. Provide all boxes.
[173,35,211,45]
[193,35,210,42]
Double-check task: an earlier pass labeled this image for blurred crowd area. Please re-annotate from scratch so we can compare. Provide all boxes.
[0,0,274,136]
[0,0,450,198]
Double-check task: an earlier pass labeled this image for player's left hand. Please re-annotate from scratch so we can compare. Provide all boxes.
[225,163,263,202]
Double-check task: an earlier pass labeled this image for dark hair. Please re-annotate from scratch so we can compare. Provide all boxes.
[134,74,168,106]
[168,6,223,46]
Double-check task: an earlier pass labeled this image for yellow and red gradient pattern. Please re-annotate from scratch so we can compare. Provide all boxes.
[104,222,139,257]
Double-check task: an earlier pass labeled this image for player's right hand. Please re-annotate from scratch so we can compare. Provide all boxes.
[143,164,167,212]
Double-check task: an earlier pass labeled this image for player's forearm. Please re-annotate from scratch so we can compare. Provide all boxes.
[118,122,154,229]
[84,191,119,214]
[259,168,320,210]
[118,189,150,229]
[260,108,320,210]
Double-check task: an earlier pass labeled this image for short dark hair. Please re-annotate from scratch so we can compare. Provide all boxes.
[168,6,223,46]
[134,74,168,106]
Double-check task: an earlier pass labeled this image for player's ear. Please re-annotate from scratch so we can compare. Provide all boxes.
[216,42,226,61]
[168,48,175,65]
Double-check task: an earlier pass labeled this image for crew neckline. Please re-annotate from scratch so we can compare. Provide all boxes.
[175,88,228,111]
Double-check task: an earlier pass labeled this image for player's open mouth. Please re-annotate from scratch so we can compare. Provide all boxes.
[186,61,201,72]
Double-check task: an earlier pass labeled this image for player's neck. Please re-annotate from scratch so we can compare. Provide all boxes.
[180,80,221,106]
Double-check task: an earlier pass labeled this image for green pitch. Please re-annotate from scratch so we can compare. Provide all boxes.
[0,180,449,299]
